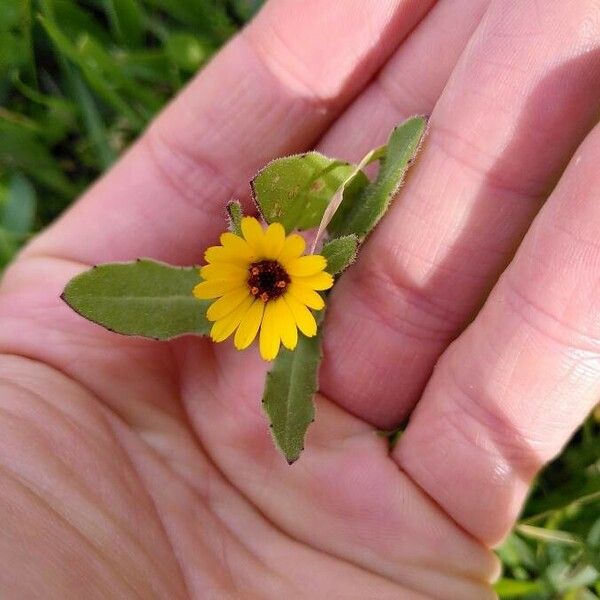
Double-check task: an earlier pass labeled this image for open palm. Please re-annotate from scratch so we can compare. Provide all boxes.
[2,1,600,598]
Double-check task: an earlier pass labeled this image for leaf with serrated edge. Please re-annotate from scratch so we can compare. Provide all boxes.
[251,152,362,233]
[321,235,358,275]
[62,259,210,339]
[226,200,243,236]
[262,327,323,463]
[328,116,427,240]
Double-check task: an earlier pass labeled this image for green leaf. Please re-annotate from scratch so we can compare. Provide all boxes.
[320,235,358,275]
[3,173,36,235]
[165,32,207,73]
[588,517,600,548]
[0,1,21,31]
[49,0,113,46]
[494,578,547,598]
[0,121,77,197]
[252,152,363,233]
[262,328,323,463]
[329,116,427,240]
[67,65,116,169]
[38,16,146,128]
[62,259,210,339]
[76,34,162,114]
[230,0,263,20]
[11,73,77,145]
[0,30,27,76]
[106,0,144,47]
[517,525,581,547]
[311,145,384,251]
[142,0,234,41]
[0,228,17,268]
[119,49,172,84]
[565,590,600,600]
[226,200,243,236]
[496,534,537,571]
[523,478,600,520]
[546,561,599,593]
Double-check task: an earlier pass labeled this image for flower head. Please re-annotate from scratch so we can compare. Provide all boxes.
[193,217,333,361]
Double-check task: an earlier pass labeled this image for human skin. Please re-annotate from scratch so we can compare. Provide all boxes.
[1,0,600,597]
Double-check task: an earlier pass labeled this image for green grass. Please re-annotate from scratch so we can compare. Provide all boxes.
[0,1,599,596]
[0,0,261,266]
[496,414,600,599]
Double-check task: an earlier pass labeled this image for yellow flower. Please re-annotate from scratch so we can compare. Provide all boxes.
[193,216,334,361]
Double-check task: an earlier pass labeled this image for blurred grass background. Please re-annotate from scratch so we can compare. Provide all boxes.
[0,1,598,597]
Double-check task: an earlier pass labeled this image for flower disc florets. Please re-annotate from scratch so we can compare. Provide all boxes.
[193,216,333,361]
[248,259,290,302]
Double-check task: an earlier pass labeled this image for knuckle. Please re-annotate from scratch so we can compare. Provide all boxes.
[241,26,336,109]
[348,249,462,344]
[578,0,600,33]
[143,121,237,215]
[503,272,600,356]
[375,72,429,119]
[443,360,547,474]
[430,125,543,201]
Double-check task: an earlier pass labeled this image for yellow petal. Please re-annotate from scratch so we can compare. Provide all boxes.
[220,232,255,259]
[193,279,243,300]
[284,294,317,337]
[210,295,254,342]
[205,246,249,266]
[293,271,334,291]
[286,254,327,277]
[263,222,286,259]
[241,216,265,255]
[259,301,281,361]
[278,233,306,265]
[200,263,248,282]
[273,297,298,350]
[234,299,265,350]
[206,287,251,321]
[286,282,324,310]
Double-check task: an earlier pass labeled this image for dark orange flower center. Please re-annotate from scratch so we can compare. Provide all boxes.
[248,260,290,302]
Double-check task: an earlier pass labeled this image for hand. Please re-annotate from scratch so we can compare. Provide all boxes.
[1,1,599,597]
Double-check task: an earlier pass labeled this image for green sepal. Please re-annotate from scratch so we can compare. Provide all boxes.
[320,235,358,275]
[251,152,362,233]
[262,326,323,464]
[226,200,243,236]
[328,116,427,240]
[61,259,210,340]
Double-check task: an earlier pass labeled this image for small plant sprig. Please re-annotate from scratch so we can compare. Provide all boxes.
[62,117,427,462]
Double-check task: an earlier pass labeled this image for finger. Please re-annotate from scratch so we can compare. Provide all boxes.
[0,1,441,445]
[317,0,490,162]
[174,335,500,598]
[171,0,501,580]
[321,0,600,428]
[186,5,496,586]
[395,121,600,545]
[176,5,496,589]
[25,0,435,266]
